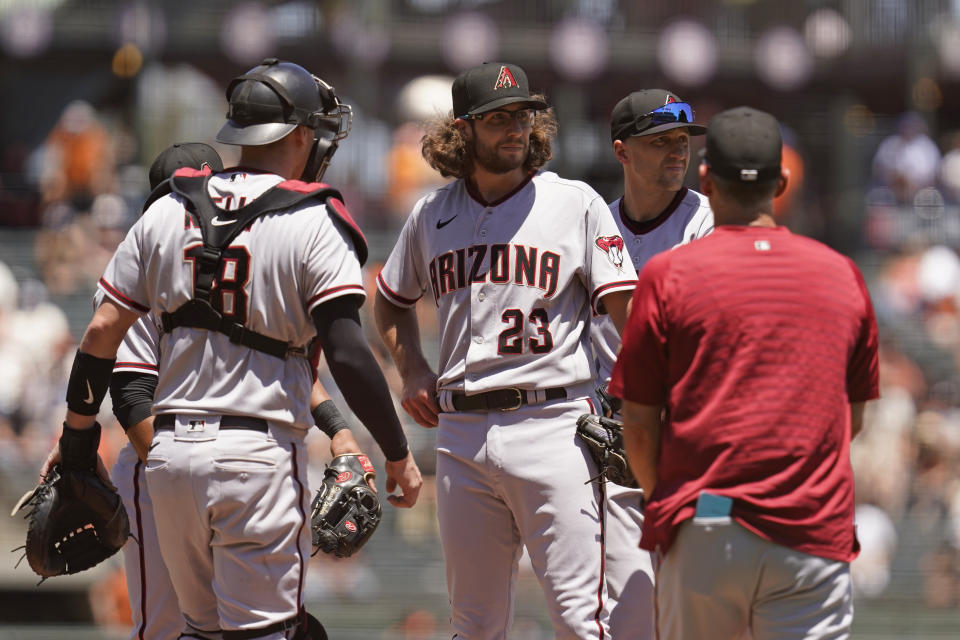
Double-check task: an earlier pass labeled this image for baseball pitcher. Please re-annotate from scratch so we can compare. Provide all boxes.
[375,62,637,640]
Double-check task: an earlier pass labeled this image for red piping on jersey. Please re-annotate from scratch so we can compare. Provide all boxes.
[308,284,367,307]
[618,187,688,235]
[115,361,159,374]
[276,179,333,193]
[377,272,422,306]
[290,442,308,613]
[586,397,607,640]
[99,278,150,313]
[653,549,661,640]
[464,172,535,207]
[591,280,638,315]
[133,460,148,640]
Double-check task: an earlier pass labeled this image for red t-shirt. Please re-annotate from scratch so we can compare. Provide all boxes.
[608,225,879,562]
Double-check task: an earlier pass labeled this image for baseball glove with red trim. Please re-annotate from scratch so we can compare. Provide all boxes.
[310,454,381,558]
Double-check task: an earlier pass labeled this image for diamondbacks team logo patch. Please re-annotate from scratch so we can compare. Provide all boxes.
[495,66,518,90]
[595,235,625,271]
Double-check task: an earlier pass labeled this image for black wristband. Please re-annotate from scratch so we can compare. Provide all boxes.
[59,422,101,471]
[311,400,349,439]
[66,350,116,416]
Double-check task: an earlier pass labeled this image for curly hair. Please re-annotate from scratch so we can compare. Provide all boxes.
[420,95,558,179]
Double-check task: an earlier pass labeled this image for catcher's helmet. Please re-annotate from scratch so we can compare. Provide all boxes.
[216,58,352,181]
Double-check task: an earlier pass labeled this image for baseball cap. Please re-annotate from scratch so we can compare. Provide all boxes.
[610,89,707,141]
[148,142,223,190]
[702,106,782,183]
[452,62,548,117]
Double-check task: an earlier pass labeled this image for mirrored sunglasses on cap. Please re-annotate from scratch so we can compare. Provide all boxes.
[633,102,695,131]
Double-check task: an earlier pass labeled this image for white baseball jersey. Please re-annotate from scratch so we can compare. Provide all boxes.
[378,171,638,394]
[591,186,712,640]
[91,288,182,638]
[98,170,365,429]
[592,187,713,384]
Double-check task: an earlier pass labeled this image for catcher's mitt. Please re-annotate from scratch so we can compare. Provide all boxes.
[576,414,638,488]
[11,464,130,579]
[310,454,381,558]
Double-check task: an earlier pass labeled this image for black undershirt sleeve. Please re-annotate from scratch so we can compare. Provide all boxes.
[109,371,157,431]
[311,296,409,461]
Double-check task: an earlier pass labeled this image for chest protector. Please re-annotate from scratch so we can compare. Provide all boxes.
[160,171,367,359]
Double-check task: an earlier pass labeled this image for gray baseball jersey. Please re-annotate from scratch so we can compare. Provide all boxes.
[378,170,638,393]
[91,289,182,639]
[98,170,365,429]
[378,169,636,639]
[592,188,713,384]
[591,186,712,640]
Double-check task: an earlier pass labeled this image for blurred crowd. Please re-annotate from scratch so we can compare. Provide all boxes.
[3,90,960,635]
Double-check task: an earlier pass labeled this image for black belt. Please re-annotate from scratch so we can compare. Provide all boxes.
[154,414,269,433]
[450,387,567,412]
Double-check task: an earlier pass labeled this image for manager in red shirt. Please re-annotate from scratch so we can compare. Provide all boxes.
[609,106,879,640]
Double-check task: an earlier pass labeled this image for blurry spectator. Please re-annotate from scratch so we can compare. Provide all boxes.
[852,503,899,599]
[773,125,805,224]
[385,121,449,225]
[37,100,116,211]
[910,411,957,533]
[915,245,960,350]
[939,130,960,204]
[923,545,960,609]
[32,205,94,294]
[0,141,41,226]
[872,111,941,205]
[87,192,132,282]
[853,385,915,518]
[384,609,438,640]
[0,261,22,452]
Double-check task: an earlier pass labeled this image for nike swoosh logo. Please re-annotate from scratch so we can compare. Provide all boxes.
[84,380,94,404]
[211,216,236,226]
[436,215,458,229]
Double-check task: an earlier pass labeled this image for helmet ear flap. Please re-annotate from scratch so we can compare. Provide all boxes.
[300,79,351,182]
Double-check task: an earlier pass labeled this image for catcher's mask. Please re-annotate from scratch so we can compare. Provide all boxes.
[216,57,352,182]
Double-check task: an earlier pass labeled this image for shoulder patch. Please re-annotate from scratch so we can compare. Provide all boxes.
[595,235,625,272]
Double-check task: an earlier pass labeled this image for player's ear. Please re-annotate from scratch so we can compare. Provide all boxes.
[698,162,713,196]
[454,118,472,141]
[774,167,790,198]
[613,140,629,165]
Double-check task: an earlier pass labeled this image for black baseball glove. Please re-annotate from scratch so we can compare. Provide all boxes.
[595,383,622,418]
[310,454,382,558]
[576,413,638,488]
[12,463,130,579]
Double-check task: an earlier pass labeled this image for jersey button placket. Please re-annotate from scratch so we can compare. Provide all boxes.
[470,206,490,352]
